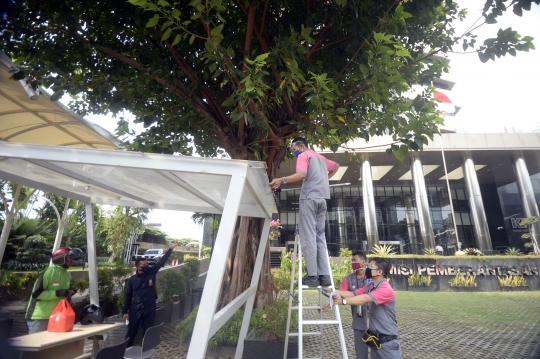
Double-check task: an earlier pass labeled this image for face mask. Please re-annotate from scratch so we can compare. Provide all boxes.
[352,262,363,271]
[365,268,373,279]
[294,150,301,158]
[140,265,150,273]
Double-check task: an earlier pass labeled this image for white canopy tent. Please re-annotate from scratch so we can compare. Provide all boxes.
[0,141,276,359]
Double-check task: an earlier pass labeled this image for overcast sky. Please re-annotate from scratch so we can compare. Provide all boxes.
[444,0,540,133]
[80,1,540,239]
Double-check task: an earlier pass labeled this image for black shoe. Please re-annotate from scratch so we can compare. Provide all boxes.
[302,275,320,287]
[319,275,332,287]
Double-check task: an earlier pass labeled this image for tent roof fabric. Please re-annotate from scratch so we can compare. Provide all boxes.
[0,52,120,149]
[0,142,277,218]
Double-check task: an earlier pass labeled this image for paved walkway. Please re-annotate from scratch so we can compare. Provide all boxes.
[151,290,540,359]
[3,291,540,359]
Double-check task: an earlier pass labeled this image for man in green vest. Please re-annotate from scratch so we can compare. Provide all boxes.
[25,247,77,334]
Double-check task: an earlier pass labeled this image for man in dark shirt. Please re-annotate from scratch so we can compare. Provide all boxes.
[122,241,178,346]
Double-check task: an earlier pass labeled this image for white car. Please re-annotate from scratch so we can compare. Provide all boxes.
[141,249,164,264]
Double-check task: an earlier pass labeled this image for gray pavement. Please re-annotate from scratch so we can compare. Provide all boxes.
[3,290,540,359]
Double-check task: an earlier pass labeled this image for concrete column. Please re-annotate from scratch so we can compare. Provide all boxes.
[411,157,435,250]
[85,203,99,305]
[462,156,492,251]
[404,195,419,254]
[361,158,379,250]
[513,156,540,252]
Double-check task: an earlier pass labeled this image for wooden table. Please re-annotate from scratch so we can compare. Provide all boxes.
[8,323,124,359]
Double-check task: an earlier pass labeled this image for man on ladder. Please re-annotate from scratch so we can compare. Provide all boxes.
[269,136,340,287]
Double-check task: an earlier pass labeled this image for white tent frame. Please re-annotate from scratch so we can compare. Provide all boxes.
[0,142,275,359]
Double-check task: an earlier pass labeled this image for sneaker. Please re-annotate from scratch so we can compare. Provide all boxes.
[319,275,332,287]
[301,275,320,287]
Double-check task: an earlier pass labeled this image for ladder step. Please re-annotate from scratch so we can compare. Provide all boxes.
[291,306,321,310]
[302,319,341,325]
[288,332,322,337]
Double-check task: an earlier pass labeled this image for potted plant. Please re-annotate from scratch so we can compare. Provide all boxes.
[498,274,529,291]
[244,300,299,359]
[407,273,435,291]
[71,278,90,323]
[449,273,479,292]
[156,269,186,324]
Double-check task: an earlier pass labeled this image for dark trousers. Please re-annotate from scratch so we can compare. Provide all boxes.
[124,303,156,347]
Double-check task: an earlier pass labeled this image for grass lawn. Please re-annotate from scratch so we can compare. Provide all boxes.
[395,290,540,330]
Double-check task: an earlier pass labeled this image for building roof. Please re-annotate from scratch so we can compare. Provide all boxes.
[0,52,120,149]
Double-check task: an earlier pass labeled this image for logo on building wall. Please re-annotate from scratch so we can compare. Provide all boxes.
[510,217,528,233]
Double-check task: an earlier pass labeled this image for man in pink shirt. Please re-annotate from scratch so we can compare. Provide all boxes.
[269,137,340,287]
[332,258,402,359]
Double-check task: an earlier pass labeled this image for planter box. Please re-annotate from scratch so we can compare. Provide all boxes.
[192,288,203,307]
[99,298,118,317]
[408,285,436,292]
[171,301,181,323]
[182,295,193,319]
[155,305,170,326]
[243,328,298,359]
[450,286,480,292]
[72,301,90,324]
[500,286,530,292]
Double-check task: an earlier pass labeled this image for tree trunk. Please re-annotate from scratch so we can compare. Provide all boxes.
[218,140,287,309]
[0,212,15,266]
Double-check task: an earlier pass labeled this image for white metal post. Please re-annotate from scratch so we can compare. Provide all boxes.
[234,217,271,359]
[187,174,246,359]
[85,203,99,305]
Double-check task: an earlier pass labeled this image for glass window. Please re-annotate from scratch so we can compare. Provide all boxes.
[461,212,471,225]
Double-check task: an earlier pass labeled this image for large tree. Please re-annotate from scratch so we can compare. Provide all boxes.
[1,0,535,306]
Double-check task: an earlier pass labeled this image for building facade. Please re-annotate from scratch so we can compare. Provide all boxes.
[275,133,540,255]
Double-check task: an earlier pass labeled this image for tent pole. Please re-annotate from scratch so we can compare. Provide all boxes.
[85,203,99,305]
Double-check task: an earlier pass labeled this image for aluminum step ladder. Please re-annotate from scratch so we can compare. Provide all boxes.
[283,231,348,359]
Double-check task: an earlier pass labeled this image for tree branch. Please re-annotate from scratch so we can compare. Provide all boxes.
[335,0,399,80]
[260,0,269,36]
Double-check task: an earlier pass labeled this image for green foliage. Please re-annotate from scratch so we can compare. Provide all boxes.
[177,300,298,347]
[520,216,540,254]
[157,269,186,304]
[269,268,291,302]
[1,0,474,164]
[0,270,37,304]
[504,247,523,256]
[100,207,147,261]
[72,278,90,294]
[497,274,526,287]
[200,245,211,258]
[371,244,396,257]
[449,273,477,287]
[250,300,298,341]
[464,248,484,256]
[408,273,432,286]
[181,257,201,294]
[97,268,115,302]
[339,248,352,257]
[5,235,51,271]
[423,247,438,255]
[331,259,352,289]
[137,227,171,245]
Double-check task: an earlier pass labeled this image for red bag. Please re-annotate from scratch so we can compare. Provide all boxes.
[47,299,75,332]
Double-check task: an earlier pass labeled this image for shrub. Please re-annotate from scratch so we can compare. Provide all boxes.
[463,248,483,256]
[497,274,526,287]
[371,244,396,257]
[0,269,23,304]
[97,268,114,302]
[72,278,90,294]
[339,248,352,257]
[157,269,186,304]
[5,235,50,271]
[504,247,522,256]
[408,273,432,286]
[177,300,299,348]
[423,247,438,255]
[331,259,352,289]
[449,273,477,287]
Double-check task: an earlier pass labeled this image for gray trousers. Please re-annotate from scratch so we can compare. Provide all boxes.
[353,329,369,359]
[299,198,330,276]
[371,339,402,359]
[27,319,49,334]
